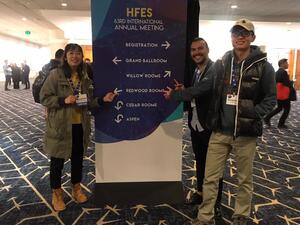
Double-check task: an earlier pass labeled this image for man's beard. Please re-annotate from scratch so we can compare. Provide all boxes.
[194,56,206,66]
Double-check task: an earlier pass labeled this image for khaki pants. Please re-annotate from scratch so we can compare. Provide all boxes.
[197,132,257,222]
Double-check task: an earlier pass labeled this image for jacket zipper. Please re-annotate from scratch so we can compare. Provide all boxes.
[233,56,267,138]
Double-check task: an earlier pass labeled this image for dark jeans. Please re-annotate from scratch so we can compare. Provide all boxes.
[24,75,30,89]
[13,80,19,89]
[265,100,290,126]
[50,124,84,189]
[190,128,223,203]
[4,75,10,90]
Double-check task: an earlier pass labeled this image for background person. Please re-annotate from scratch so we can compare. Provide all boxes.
[3,59,12,91]
[11,63,21,89]
[264,58,292,128]
[40,43,117,211]
[21,61,30,89]
[42,48,64,73]
[84,58,93,82]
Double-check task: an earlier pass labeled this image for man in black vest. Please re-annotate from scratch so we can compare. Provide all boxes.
[175,38,223,217]
[164,19,276,225]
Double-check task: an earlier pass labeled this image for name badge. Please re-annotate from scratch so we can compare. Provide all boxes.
[226,94,237,106]
[76,94,88,106]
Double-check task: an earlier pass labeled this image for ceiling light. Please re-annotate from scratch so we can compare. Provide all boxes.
[22,17,27,21]
[286,22,292,25]
[61,3,67,7]
[231,5,238,9]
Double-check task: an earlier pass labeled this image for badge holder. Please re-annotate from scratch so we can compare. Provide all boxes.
[76,92,88,106]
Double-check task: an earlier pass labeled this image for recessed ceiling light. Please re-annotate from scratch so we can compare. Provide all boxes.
[231,5,238,9]
[22,17,27,21]
[61,3,67,7]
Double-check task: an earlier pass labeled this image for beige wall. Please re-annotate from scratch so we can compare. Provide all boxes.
[82,45,93,61]
[48,42,67,59]
[289,49,300,90]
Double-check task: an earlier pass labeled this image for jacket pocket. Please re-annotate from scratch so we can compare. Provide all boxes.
[46,126,63,139]
[46,109,64,139]
[238,99,258,119]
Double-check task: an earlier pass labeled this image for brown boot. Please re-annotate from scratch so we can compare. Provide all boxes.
[52,188,66,211]
[72,183,87,203]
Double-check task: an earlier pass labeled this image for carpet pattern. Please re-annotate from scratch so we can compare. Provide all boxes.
[0,85,299,225]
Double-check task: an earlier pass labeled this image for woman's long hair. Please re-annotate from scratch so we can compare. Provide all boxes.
[62,43,84,79]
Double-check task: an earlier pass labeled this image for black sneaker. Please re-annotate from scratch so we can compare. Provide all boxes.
[214,202,222,218]
[187,193,203,205]
[278,124,288,129]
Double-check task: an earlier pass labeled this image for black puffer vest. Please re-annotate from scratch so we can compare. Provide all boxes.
[207,49,267,137]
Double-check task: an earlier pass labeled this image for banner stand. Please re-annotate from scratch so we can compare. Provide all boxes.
[91,0,187,207]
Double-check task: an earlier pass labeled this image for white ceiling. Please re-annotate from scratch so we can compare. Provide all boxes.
[200,0,300,22]
[0,0,91,45]
[0,0,300,46]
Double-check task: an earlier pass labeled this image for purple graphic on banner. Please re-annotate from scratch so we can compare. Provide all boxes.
[92,0,187,142]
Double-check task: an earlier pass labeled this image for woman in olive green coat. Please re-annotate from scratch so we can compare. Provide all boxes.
[40,43,117,211]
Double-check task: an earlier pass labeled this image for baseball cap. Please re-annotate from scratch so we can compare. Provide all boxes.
[231,18,255,33]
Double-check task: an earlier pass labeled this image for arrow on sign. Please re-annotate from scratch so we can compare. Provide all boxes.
[112,57,122,65]
[115,101,124,110]
[114,88,123,94]
[115,114,124,123]
[163,71,171,78]
[161,41,170,49]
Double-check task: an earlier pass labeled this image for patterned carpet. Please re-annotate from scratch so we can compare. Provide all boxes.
[0,84,299,225]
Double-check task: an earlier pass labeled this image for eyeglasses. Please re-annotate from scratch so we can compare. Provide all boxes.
[231,30,253,38]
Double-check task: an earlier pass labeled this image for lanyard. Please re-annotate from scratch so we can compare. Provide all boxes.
[230,58,236,87]
[194,66,206,85]
[68,77,81,96]
[229,57,241,92]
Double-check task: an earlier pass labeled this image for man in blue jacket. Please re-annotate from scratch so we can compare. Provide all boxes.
[164,19,276,225]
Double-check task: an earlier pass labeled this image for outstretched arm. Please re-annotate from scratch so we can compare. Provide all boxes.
[164,65,215,101]
[103,92,118,102]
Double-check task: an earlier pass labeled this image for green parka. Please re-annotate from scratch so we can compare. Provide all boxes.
[40,68,101,160]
